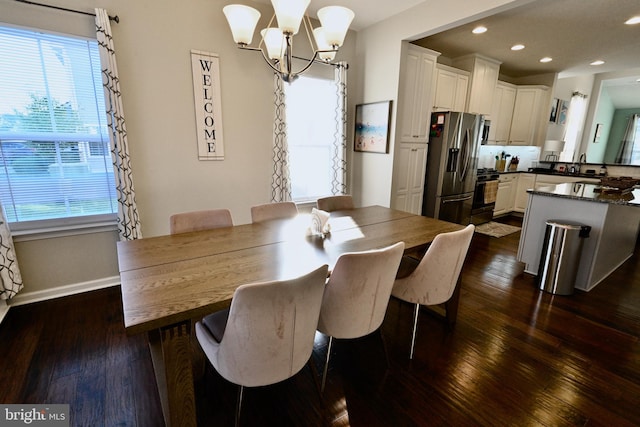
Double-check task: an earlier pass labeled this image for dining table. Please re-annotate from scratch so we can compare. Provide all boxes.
[117,205,464,426]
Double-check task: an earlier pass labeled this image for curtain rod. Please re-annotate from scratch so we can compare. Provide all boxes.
[14,0,119,23]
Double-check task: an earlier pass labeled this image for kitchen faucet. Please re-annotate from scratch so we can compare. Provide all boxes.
[576,153,587,174]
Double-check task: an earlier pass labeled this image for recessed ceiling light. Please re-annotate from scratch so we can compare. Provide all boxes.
[625,16,640,25]
[511,44,525,51]
[472,26,487,34]
[539,57,553,63]
[590,60,605,66]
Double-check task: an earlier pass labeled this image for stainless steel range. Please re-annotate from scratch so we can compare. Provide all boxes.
[471,168,500,225]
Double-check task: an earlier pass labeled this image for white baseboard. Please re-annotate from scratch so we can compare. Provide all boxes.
[8,276,121,307]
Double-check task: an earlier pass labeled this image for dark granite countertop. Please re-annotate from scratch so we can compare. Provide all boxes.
[527,182,640,207]
[501,169,603,179]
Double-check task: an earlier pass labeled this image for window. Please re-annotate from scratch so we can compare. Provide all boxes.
[560,93,588,163]
[284,75,342,202]
[628,115,640,165]
[0,25,116,227]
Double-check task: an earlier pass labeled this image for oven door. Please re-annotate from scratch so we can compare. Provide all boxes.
[471,179,498,225]
[438,192,474,225]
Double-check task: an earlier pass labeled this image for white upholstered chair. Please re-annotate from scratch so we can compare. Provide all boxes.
[392,224,475,359]
[317,242,405,392]
[195,264,329,425]
[250,201,298,223]
[316,195,355,212]
[169,208,233,234]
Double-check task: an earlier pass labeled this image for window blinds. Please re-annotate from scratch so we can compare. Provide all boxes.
[0,25,117,225]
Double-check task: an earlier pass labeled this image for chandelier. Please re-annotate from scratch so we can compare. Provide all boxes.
[222,0,354,82]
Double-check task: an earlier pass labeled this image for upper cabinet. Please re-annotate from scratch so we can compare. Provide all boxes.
[399,45,440,143]
[486,81,516,145]
[508,85,549,146]
[485,82,550,146]
[433,64,469,112]
[453,54,501,116]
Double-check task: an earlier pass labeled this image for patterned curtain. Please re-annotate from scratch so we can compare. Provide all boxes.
[95,9,142,240]
[615,114,639,164]
[0,203,22,300]
[331,62,348,195]
[271,73,292,202]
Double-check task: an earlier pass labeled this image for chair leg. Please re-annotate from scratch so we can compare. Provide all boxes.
[235,385,244,427]
[444,276,462,328]
[321,336,334,393]
[410,303,420,359]
[378,329,390,368]
[307,357,324,399]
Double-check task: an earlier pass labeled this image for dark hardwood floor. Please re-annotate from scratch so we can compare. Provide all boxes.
[1,216,639,426]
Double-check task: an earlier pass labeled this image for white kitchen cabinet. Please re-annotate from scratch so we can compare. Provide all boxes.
[514,173,535,213]
[392,143,428,214]
[399,45,440,143]
[453,54,501,116]
[433,64,469,112]
[508,85,549,146]
[494,173,517,217]
[486,81,516,145]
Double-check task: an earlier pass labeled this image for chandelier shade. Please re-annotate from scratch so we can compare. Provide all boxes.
[222,1,354,82]
[261,28,285,61]
[222,5,261,45]
[313,27,336,61]
[271,0,311,34]
[317,6,354,47]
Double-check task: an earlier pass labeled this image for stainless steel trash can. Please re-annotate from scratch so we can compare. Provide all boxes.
[538,220,591,295]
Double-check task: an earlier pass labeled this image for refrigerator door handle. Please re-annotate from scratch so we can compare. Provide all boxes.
[442,194,473,203]
[459,128,471,182]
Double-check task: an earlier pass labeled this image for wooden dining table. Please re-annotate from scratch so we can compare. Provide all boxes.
[117,205,464,426]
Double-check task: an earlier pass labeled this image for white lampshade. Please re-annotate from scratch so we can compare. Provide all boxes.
[223,5,261,45]
[261,28,285,60]
[317,6,354,47]
[271,0,310,34]
[313,27,336,61]
[543,140,565,153]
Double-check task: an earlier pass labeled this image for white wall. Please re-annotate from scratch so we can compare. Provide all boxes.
[545,74,594,160]
[352,0,533,207]
[1,0,356,302]
[581,67,640,163]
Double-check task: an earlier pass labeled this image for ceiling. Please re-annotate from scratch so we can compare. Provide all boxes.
[411,0,640,79]
[412,0,640,109]
[256,0,640,107]
[254,0,426,30]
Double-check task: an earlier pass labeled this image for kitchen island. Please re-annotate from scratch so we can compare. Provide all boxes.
[517,182,640,291]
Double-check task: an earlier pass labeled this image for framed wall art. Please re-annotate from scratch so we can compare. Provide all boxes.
[354,100,392,153]
[557,99,569,125]
[593,123,603,142]
[549,98,559,123]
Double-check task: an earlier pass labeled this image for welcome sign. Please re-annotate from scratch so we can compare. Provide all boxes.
[191,50,224,160]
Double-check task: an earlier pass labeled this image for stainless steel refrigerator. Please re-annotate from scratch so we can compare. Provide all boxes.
[422,111,483,225]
